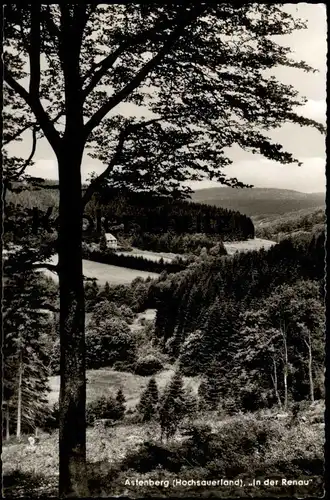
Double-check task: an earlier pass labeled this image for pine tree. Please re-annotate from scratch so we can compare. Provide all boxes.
[104,281,111,299]
[99,231,108,252]
[159,371,186,441]
[3,272,54,439]
[137,377,159,422]
[115,389,126,420]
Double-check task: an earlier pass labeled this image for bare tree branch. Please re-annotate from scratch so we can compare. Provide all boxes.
[3,109,65,146]
[82,127,129,207]
[41,5,61,40]
[31,263,59,273]
[4,71,62,152]
[3,121,34,146]
[16,126,38,178]
[82,45,129,99]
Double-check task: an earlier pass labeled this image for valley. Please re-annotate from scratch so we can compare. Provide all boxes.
[4,188,325,499]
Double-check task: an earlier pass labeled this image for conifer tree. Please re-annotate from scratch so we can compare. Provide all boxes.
[115,389,126,420]
[104,281,111,298]
[3,271,54,438]
[99,231,108,253]
[137,377,159,422]
[159,371,186,441]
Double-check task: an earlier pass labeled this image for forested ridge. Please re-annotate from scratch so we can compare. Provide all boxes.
[145,231,325,407]
[7,183,254,241]
[191,187,325,216]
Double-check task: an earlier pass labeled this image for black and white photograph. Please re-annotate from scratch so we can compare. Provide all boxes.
[2,3,326,498]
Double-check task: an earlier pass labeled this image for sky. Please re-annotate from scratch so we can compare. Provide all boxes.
[8,4,327,193]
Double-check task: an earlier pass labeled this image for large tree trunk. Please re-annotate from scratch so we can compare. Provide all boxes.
[58,143,89,498]
[16,349,23,439]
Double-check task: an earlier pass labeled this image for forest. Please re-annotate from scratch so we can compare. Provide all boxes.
[3,197,325,497]
[7,184,255,242]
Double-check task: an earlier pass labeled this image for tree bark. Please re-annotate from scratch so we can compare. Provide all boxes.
[16,349,23,439]
[57,143,89,498]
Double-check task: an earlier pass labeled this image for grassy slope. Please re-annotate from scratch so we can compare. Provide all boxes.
[223,238,276,255]
[253,206,325,240]
[3,402,324,498]
[48,367,201,408]
[41,255,159,285]
[191,188,325,216]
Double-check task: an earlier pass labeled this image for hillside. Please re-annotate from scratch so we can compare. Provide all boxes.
[6,181,255,241]
[254,207,325,241]
[191,187,325,216]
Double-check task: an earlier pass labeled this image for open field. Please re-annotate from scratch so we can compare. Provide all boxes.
[35,239,276,286]
[223,238,276,255]
[48,366,201,408]
[118,240,277,261]
[42,255,159,285]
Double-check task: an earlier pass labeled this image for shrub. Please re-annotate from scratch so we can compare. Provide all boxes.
[134,355,164,376]
[120,441,182,473]
[86,395,125,426]
[86,318,136,369]
[222,397,242,416]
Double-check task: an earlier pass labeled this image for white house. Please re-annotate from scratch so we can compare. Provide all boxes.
[105,233,118,249]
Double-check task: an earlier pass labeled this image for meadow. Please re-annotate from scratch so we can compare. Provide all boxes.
[222,238,276,255]
[42,255,159,285]
[48,366,201,408]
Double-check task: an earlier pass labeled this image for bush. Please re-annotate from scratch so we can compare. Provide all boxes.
[120,441,182,473]
[86,318,137,369]
[86,395,126,426]
[134,355,164,376]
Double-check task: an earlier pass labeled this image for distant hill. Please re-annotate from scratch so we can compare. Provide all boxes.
[190,187,325,217]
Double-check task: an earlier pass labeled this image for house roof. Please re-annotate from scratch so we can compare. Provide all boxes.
[105,233,117,241]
